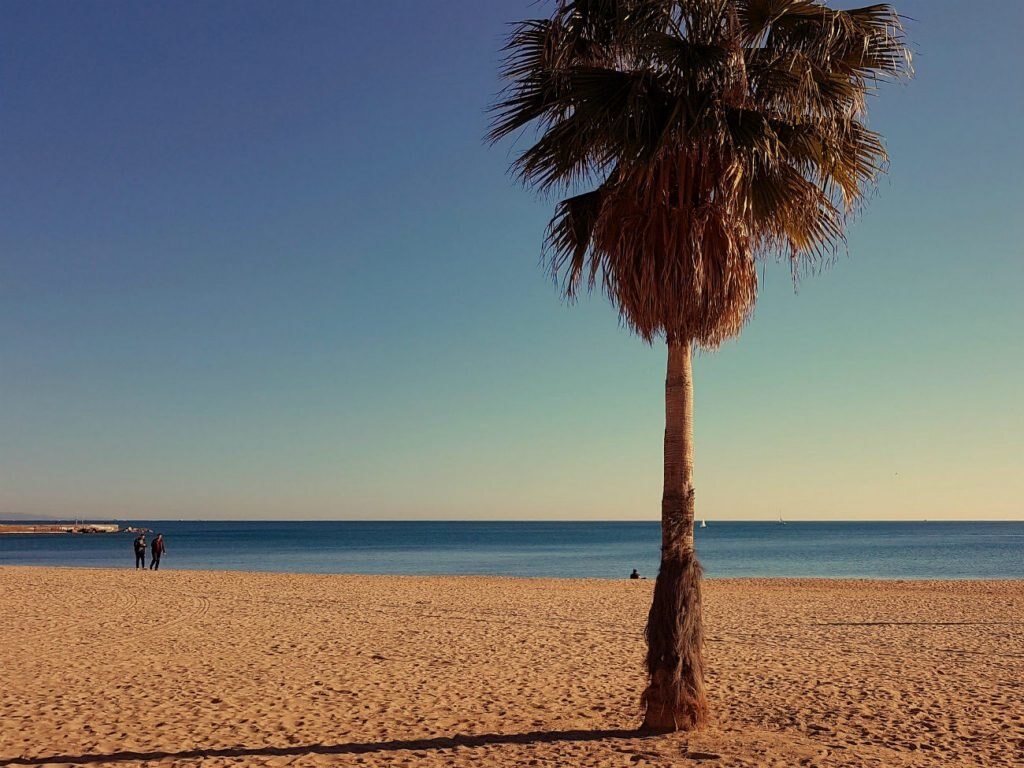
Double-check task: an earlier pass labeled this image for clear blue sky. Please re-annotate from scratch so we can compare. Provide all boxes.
[1,1,1021,521]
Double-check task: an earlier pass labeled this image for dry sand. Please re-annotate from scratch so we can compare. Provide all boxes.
[0,567,1021,768]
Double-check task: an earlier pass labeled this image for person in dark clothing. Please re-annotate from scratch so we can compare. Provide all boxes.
[134,535,147,569]
[149,534,166,570]
[629,568,640,580]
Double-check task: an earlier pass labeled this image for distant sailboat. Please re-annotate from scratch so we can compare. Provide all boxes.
[778,512,786,525]
[700,518,706,529]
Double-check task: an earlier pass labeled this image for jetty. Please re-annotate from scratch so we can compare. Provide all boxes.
[0,523,122,535]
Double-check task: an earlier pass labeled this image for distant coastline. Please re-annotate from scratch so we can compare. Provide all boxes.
[0,522,121,535]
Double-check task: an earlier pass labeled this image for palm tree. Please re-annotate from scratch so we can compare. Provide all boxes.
[489,0,910,731]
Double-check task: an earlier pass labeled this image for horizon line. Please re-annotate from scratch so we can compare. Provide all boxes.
[2,517,1020,524]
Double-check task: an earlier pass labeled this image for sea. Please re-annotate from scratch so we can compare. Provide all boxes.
[1,521,1022,579]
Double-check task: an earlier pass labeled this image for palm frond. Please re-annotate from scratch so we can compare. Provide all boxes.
[512,66,676,190]
[490,0,911,346]
[545,188,607,298]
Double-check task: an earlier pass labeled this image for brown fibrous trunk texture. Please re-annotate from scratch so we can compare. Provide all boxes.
[642,540,707,731]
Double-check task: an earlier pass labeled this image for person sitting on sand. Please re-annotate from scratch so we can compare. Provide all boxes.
[134,535,146,569]
[149,534,166,570]
[629,569,640,580]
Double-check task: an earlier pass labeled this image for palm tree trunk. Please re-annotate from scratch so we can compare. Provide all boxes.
[641,340,708,731]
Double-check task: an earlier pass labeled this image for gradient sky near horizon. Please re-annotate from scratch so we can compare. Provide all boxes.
[1,1,1021,521]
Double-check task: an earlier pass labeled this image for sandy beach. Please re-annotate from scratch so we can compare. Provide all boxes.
[0,568,1021,767]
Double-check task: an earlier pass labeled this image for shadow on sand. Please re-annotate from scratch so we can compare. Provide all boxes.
[813,621,1022,627]
[1,727,655,766]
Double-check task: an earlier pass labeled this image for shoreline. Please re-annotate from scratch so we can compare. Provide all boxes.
[1,563,1022,583]
[2,568,1021,767]
[4,521,1021,581]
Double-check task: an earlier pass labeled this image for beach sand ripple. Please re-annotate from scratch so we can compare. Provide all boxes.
[1,568,1021,767]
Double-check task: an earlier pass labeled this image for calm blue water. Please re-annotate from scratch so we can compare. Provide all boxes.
[0,521,1021,579]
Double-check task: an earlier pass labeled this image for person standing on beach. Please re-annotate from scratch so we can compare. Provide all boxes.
[149,534,166,570]
[133,535,146,569]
